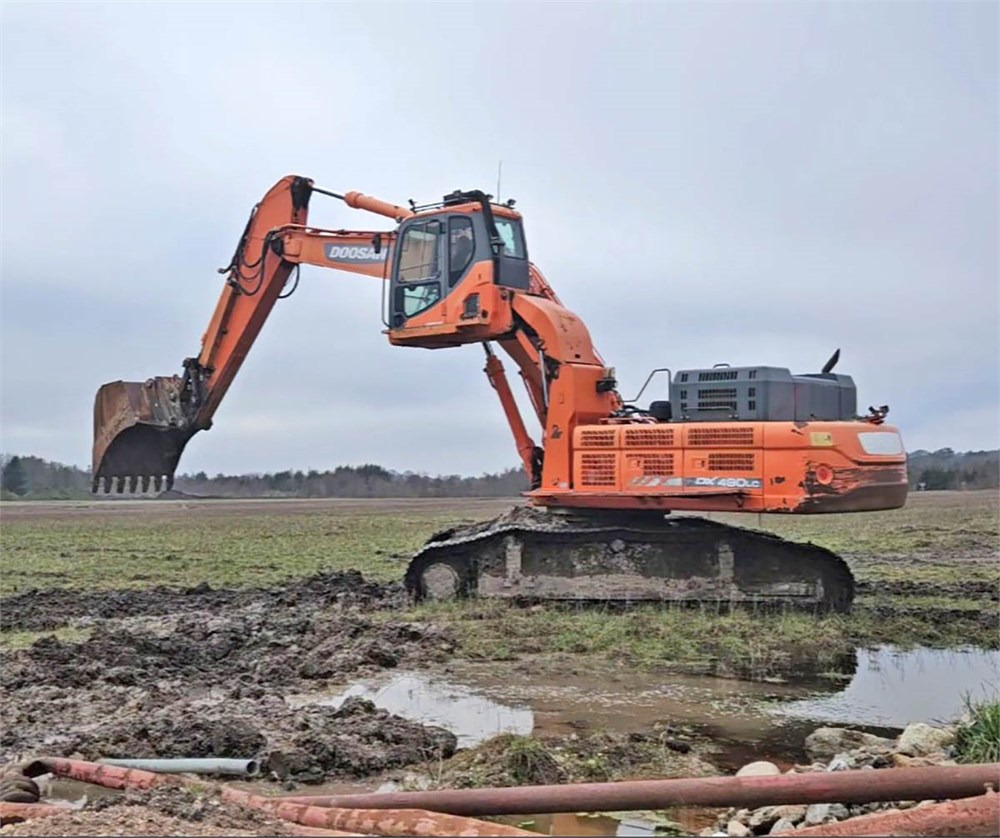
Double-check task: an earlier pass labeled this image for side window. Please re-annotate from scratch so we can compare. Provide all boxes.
[399,282,441,317]
[448,217,475,287]
[494,217,525,258]
[398,220,443,282]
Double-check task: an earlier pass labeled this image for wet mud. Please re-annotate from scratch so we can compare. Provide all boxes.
[1,570,399,632]
[0,573,457,785]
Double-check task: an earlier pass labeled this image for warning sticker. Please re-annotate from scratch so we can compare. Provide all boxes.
[810,432,834,447]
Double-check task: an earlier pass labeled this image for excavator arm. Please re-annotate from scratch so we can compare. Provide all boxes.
[92,176,406,492]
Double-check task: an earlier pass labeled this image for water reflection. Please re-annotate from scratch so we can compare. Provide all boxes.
[774,645,999,727]
[324,673,534,746]
[303,645,997,762]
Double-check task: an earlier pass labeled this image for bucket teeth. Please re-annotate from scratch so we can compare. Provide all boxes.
[91,473,173,496]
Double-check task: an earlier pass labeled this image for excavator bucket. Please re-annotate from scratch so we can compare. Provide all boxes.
[92,377,197,494]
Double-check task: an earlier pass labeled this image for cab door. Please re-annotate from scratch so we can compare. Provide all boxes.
[388,217,445,329]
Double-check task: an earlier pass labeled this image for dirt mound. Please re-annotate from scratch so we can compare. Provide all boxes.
[264,697,458,783]
[440,728,716,789]
[0,570,398,632]
[58,696,457,784]
[3,608,450,694]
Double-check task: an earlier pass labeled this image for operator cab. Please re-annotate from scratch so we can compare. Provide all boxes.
[387,190,529,332]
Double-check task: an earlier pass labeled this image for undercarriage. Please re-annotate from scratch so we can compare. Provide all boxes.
[404,506,854,612]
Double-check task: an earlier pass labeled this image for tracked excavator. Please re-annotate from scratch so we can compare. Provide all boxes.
[92,176,908,612]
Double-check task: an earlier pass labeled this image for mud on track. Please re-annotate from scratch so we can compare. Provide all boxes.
[0,572,459,785]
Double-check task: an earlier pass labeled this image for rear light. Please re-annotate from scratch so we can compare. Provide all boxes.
[814,465,834,485]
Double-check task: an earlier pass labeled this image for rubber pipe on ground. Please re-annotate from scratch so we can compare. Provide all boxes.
[795,792,999,837]
[21,758,534,837]
[277,763,1000,816]
[99,757,259,777]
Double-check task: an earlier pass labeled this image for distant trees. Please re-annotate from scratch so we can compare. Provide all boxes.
[0,454,92,498]
[908,449,999,490]
[1,456,27,495]
[172,463,529,498]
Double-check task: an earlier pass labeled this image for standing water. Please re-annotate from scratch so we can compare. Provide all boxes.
[772,645,999,727]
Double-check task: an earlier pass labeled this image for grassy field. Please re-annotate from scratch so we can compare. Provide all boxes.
[2,491,997,673]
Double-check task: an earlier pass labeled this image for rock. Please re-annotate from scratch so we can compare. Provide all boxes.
[896,723,956,757]
[727,819,751,837]
[891,752,939,768]
[749,805,807,831]
[736,760,781,777]
[775,805,807,823]
[804,803,831,825]
[805,727,895,760]
[828,804,850,821]
[769,818,797,835]
[827,754,854,771]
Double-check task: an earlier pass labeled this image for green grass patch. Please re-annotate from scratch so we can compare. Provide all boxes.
[0,505,475,595]
[395,597,996,677]
[955,695,1000,763]
[402,600,858,678]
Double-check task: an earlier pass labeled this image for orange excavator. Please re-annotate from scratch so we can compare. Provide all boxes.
[93,176,908,611]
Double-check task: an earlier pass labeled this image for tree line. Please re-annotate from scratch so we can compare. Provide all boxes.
[0,455,529,499]
[1,449,997,499]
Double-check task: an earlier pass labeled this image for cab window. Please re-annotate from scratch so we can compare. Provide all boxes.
[494,217,525,259]
[398,220,443,282]
[449,217,475,286]
[400,282,441,317]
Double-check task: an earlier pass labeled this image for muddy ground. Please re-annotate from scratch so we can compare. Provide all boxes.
[1,567,726,795]
[1,492,996,837]
[1,572,465,785]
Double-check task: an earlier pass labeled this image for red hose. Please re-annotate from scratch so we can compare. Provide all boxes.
[22,758,533,837]
[796,791,999,836]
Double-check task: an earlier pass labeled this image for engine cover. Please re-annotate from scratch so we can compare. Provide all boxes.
[669,366,857,422]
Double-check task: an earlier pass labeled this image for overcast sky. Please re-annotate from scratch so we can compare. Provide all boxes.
[2,1,997,477]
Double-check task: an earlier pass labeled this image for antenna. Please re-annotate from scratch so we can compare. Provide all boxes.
[496,160,503,202]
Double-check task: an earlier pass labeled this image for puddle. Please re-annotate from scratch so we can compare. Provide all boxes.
[510,808,717,836]
[511,813,659,836]
[773,645,999,728]
[293,644,998,766]
[292,673,534,747]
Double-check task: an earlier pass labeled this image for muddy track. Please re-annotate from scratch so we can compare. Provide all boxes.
[0,570,400,632]
[854,578,999,599]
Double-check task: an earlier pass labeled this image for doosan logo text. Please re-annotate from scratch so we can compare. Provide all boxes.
[325,245,385,261]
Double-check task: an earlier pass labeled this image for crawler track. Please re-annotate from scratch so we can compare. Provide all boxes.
[405,507,854,612]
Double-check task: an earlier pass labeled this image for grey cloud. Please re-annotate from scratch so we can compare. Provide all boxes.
[1,1,996,476]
